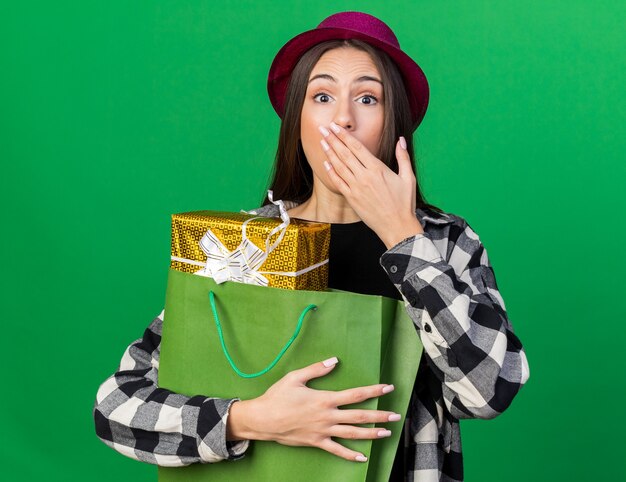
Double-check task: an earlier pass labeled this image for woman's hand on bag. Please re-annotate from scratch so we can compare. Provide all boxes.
[226,357,401,462]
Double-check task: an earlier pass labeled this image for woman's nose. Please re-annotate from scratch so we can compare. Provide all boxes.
[332,98,354,131]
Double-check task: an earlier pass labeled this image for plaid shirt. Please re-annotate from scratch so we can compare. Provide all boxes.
[93,202,530,481]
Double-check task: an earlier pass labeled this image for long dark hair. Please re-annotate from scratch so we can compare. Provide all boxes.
[260,39,443,214]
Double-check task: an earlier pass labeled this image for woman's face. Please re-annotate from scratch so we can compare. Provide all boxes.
[300,46,384,194]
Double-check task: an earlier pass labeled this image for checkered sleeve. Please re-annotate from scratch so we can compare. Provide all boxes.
[93,310,250,466]
[379,219,530,420]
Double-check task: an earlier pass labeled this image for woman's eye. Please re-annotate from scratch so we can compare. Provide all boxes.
[312,93,379,105]
[313,93,332,103]
[358,95,379,105]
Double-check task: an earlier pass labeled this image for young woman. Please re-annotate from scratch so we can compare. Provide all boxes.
[94,12,529,482]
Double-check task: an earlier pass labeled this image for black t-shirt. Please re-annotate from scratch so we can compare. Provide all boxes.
[327,220,405,482]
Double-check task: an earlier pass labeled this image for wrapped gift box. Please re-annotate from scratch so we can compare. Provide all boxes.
[170,209,330,290]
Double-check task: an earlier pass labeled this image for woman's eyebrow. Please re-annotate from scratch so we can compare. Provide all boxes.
[308,73,383,85]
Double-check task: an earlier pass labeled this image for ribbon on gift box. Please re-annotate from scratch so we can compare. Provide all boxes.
[170,191,329,286]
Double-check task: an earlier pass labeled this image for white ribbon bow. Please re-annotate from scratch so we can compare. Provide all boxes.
[195,190,291,286]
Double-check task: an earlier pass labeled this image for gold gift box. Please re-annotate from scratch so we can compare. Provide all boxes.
[170,210,330,290]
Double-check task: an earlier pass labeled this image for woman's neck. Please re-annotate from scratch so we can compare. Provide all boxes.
[287,181,361,224]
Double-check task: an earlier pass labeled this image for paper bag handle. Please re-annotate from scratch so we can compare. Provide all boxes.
[208,291,318,378]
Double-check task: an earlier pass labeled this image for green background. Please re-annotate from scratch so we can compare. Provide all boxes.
[1,1,624,480]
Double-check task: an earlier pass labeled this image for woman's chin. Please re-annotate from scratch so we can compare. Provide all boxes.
[320,178,346,196]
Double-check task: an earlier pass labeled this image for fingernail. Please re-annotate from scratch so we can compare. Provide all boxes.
[388,413,401,422]
[399,136,407,150]
[322,356,338,367]
[377,429,392,438]
[318,125,330,137]
[382,384,395,394]
[324,160,332,171]
[320,139,330,151]
[355,454,368,462]
[329,122,341,133]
